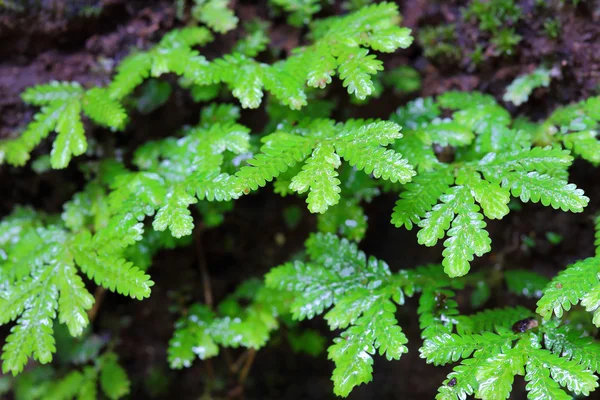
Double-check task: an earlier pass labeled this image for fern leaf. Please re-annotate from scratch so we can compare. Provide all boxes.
[45,370,85,400]
[392,168,454,229]
[193,0,238,33]
[367,26,413,53]
[152,186,197,238]
[4,102,65,166]
[168,305,218,368]
[525,356,572,400]
[289,144,342,213]
[78,366,99,400]
[337,47,383,100]
[99,352,130,400]
[2,270,58,375]
[421,332,511,366]
[235,132,313,190]
[194,171,243,201]
[21,81,83,106]
[82,88,127,130]
[56,258,94,337]
[543,325,600,373]
[530,348,598,396]
[328,300,407,397]
[437,91,497,110]
[537,257,600,323]
[503,67,551,106]
[73,250,154,300]
[417,186,462,247]
[108,52,153,100]
[562,130,600,165]
[51,99,86,169]
[502,170,588,213]
[475,350,520,400]
[426,121,475,147]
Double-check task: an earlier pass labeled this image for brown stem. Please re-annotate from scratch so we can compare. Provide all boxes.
[230,350,249,374]
[238,349,256,384]
[194,224,213,308]
[87,286,107,323]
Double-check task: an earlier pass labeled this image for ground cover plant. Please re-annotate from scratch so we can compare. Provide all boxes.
[0,0,599,398]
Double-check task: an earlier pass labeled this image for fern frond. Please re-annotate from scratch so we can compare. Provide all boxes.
[73,249,153,300]
[82,88,127,130]
[503,67,551,106]
[21,81,83,106]
[289,144,341,213]
[328,299,407,397]
[98,352,130,400]
[192,0,238,33]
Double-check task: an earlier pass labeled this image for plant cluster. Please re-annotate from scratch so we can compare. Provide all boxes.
[1,1,600,399]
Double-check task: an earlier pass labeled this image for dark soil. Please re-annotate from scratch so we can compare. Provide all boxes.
[1,0,600,399]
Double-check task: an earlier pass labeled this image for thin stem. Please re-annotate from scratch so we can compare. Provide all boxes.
[87,286,107,323]
[238,349,257,384]
[194,224,213,308]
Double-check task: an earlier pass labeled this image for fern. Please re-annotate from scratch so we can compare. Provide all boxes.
[503,67,551,106]
[168,280,292,369]
[266,233,467,396]
[270,0,322,26]
[236,119,414,213]
[191,0,238,33]
[537,257,600,327]
[1,83,126,168]
[423,311,599,400]
[390,92,589,277]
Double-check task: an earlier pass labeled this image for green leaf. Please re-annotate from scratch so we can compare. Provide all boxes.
[502,170,589,213]
[51,99,86,169]
[289,144,341,213]
[328,300,407,397]
[192,0,238,33]
[82,88,127,130]
[74,249,154,300]
[152,186,197,238]
[337,47,383,100]
[537,257,600,322]
[56,258,94,337]
[21,81,83,106]
[392,168,454,229]
[503,67,551,106]
[100,353,130,399]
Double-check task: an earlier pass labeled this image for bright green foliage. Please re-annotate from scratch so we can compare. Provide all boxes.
[0,82,126,168]
[236,119,414,213]
[192,0,238,33]
[503,67,551,106]
[167,280,292,369]
[2,4,412,168]
[12,350,131,400]
[533,95,600,165]
[270,0,322,26]
[390,92,588,277]
[537,257,600,327]
[423,311,599,400]
[128,105,249,235]
[0,200,153,374]
[266,233,465,397]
